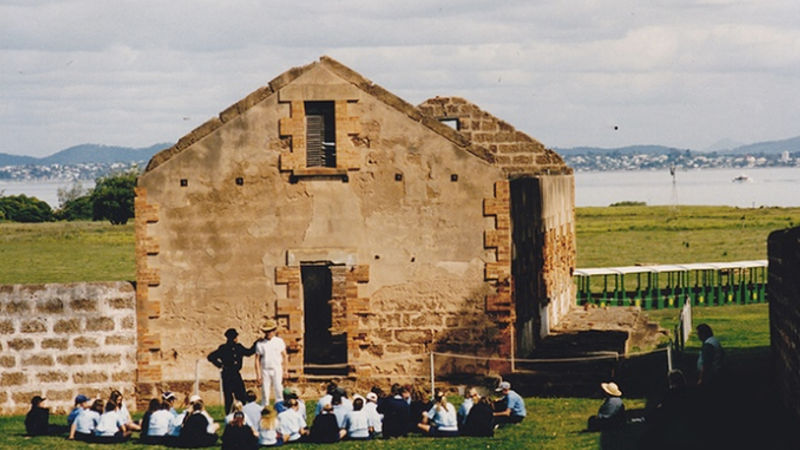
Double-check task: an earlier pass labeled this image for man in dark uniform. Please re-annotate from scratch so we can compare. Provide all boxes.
[207,328,255,413]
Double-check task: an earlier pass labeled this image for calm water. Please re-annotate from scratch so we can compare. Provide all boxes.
[1,167,799,208]
[576,167,800,207]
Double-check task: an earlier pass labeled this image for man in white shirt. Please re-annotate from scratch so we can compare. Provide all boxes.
[363,392,383,436]
[254,318,288,406]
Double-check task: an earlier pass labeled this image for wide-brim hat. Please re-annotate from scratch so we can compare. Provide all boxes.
[601,382,622,397]
[260,319,278,332]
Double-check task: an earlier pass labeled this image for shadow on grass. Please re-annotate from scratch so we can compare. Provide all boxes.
[594,345,796,450]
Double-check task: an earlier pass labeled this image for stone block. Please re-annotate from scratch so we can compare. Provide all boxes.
[54,318,82,333]
[1,372,26,386]
[45,389,74,401]
[57,354,87,366]
[112,371,135,383]
[41,338,68,350]
[73,371,108,384]
[22,355,54,367]
[0,355,16,368]
[108,297,134,309]
[37,299,64,313]
[106,335,135,346]
[93,353,122,364]
[394,329,433,344]
[73,336,99,349]
[12,391,39,404]
[0,320,14,334]
[85,317,115,332]
[21,319,47,333]
[7,338,34,350]
[121,316,135,330]
[70,299,97,311]
[5,301,29,314]
[38,371,69,383]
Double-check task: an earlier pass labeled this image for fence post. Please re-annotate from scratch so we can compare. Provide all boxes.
[430,349,435,395]
[667,342,673,373]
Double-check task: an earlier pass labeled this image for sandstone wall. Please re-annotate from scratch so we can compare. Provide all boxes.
[0,282,137,415]
[418,96,571,176]
[767,226,800,429]
[136,62,507,399]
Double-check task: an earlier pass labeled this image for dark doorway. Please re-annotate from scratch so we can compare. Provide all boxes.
[301,263,347,374]
[510,177,544,356]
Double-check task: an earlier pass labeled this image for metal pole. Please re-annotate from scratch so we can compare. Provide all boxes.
[667,342,673,373]
[510,322,516,373]
[429,348,435,395]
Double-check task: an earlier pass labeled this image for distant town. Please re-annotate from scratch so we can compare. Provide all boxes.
[0,141,799,182]
[562,149,799,172]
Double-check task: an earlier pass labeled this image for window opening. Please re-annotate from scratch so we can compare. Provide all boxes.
[305,101,336,168]
[439,118,460,130]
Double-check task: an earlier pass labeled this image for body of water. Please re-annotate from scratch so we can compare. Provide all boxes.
[0,180,95,208]
[576,167,800,207]
[1,167,799,209]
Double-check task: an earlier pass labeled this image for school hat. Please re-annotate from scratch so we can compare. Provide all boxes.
[162,391,176,401]
[189,394,202,404]
[260,319,278,332]
[601,382,622,397]
[74,394,89,404]
[225,328,238,340]
[31,395,46,405]
[366,392,378,402]
[495,381,511,392]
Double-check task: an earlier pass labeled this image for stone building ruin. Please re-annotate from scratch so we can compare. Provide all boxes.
[134,56,576,402]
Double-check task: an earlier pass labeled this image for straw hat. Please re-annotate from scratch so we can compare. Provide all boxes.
[601,382,622,397]
[260,319,278,332]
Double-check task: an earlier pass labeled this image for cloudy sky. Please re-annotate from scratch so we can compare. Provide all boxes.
[2,0,799,157]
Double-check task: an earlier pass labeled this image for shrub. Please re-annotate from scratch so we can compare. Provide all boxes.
[610,201,646,207]
[0,194,54,222]
[55,195,93,221]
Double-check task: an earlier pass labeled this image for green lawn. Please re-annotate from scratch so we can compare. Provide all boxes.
[0,221,134,284]
[576,205,800,267]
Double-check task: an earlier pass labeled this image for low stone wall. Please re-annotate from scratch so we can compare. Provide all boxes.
[0,282,137,415]
[768,226,800,430]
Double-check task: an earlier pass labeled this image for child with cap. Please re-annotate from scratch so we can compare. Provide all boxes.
[67,394,90,426]
[25,395,51,436]
[493,381,526,426]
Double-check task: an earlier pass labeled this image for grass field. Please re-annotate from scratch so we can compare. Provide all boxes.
[0,303,779,449]
[0,207,794,448]
[1,205,799,284]
[0,221,134,284]
[576,205,800,267]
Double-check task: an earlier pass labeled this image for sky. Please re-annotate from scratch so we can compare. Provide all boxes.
[2,0,800,158]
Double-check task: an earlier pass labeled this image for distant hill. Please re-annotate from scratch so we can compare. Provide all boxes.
[0,143,171,166]
[726,136,800,155]
[0,153,38,166]
[557,136,800,156]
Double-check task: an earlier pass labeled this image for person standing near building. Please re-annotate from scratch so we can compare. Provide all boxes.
[696,323,725,386]
[208,328,256,413]
[254,319,288,406]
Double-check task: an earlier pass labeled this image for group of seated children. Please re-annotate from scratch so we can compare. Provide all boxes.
[26,380,527,447]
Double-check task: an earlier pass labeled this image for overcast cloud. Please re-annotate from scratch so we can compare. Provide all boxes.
[1,0,799,157]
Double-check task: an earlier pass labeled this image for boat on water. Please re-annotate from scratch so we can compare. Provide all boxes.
[732,174,753,183]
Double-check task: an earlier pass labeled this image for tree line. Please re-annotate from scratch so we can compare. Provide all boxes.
[0,170,137,225]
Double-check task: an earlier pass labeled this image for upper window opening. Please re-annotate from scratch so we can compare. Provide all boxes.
[439,118,460,130]
[305,101,336,168]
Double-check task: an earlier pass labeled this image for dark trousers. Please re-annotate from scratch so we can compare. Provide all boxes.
[222,369,247,413]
